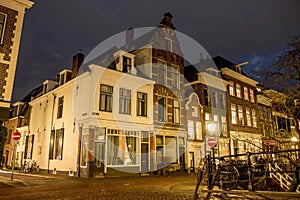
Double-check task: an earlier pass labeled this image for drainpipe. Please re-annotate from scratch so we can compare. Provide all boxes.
[77,125,82,177]
[48,93,56,173]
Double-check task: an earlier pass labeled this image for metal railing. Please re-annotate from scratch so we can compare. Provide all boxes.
[207,148,300,192]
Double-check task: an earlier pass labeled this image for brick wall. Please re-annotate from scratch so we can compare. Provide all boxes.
[0,5,18,98]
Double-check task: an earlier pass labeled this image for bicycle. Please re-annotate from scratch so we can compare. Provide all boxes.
[195,155,239,194]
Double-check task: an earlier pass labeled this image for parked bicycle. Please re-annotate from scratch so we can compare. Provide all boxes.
[195,154,239,194]
[20,160,39,173]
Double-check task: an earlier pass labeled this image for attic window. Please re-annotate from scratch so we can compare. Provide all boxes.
[122,56,132,73]
[59,73,65,86]
[43,83,48,94]
[206,68,219,77]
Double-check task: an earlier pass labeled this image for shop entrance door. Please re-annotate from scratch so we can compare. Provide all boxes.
[94,142,105,174]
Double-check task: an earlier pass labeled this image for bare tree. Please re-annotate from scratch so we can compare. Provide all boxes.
[264,36,300,136]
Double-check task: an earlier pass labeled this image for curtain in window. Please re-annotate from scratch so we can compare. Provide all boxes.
[126,136,136,165]
[107,136,119,165]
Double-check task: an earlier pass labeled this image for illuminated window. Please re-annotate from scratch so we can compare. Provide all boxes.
[231,104,237,124]
[229,81,235,96]
[244,87,249,101]
[246,108,252,126]
[238,105,244,126]
[250,89,255,103]
[236,83,241,98]
[252,109,257,127]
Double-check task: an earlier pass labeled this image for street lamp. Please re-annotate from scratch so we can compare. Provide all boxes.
[207,123,218,162]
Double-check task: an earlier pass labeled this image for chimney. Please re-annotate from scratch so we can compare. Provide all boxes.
[125,27,134,51]
[159,12,175,30]
[71,50,85,79]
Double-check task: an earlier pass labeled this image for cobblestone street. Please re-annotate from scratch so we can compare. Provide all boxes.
[1,171,300,200]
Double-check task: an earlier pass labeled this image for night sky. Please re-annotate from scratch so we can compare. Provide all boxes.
[12,0,300,102]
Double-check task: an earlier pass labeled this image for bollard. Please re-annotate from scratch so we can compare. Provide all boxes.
[247,152,254,191]
[207,153,213,190]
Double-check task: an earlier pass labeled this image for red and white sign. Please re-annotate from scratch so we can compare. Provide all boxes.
[207,137,217,147]
[13,131,21,141]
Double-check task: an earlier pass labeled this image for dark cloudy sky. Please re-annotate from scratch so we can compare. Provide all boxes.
[12,0,300,102]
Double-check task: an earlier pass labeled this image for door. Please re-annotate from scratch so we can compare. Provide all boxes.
[179,146,185,170]
[94,142,105,174]
[189,152,195,172]
[141,143,149,172]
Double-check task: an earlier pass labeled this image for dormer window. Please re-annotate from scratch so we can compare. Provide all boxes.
[43,83,48,94]
[165,38,172,52]
[206,68,220,77]
[122,56,132,73]
[59,73,65,86]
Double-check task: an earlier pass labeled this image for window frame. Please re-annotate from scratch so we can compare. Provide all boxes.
[229,81,235,96]
[0,13,6,44]
[57,96,64,118]
[244,86,249,101]
[157,60,167,86]
[238,105,244,126]
[158,96,166,122]
[172,99,180,124]
[99,84,113,112]
[171,65,180,90]
[236,83,241,98]
[122,56,132,73]
[119,88,131,115]
[137,92,147,117]
[231,103,237,125]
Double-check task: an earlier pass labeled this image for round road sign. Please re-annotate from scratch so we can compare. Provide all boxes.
[207,137,217,147]
[13,131,21,141]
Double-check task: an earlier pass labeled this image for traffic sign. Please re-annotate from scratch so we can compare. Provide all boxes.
[207,137,217,147]
[13,131,21,141]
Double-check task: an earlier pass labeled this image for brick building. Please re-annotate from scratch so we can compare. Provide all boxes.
[0,0,33,121]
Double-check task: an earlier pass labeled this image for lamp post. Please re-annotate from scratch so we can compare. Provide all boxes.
[207,123,217,161]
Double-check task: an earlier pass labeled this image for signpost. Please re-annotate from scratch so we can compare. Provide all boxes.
[11,131,21,181]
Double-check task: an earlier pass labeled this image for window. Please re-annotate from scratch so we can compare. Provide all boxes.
[100,84,113,112]
[236,84,241,98]
[244,87,249,101]
[0,14,5,43]
[231,103,237,124]
[238,105,244,126]
[246,108,252,126]
[165,38,172,52]
[188,120,194,139]
[157,60,166,85]
[203,88,210,106]
[219,93,225,110]
[165,137,176,163]
[220,116,227,136]
[211,91,217,108]
[158,96,166,122]
[57,97,64,118]
[171,65,180,90]
[81,134,89,166]
[49,129,64,160]
[196,122,202,140]
[172,99,180,124]
[137,92,147,117]
[107,130,138,166]
[59,73,65,86]
[119,88,131,114]
[54,129,64,160]
[229,81,235,96]
[252,109,257,127]
[122,56,132,73]
[24,135,34,159]
[249,89,255,103]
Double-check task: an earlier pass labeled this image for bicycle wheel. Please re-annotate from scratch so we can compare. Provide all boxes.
[218,165,239,191]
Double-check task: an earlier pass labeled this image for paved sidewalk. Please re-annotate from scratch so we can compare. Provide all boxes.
[1,170,300,199]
